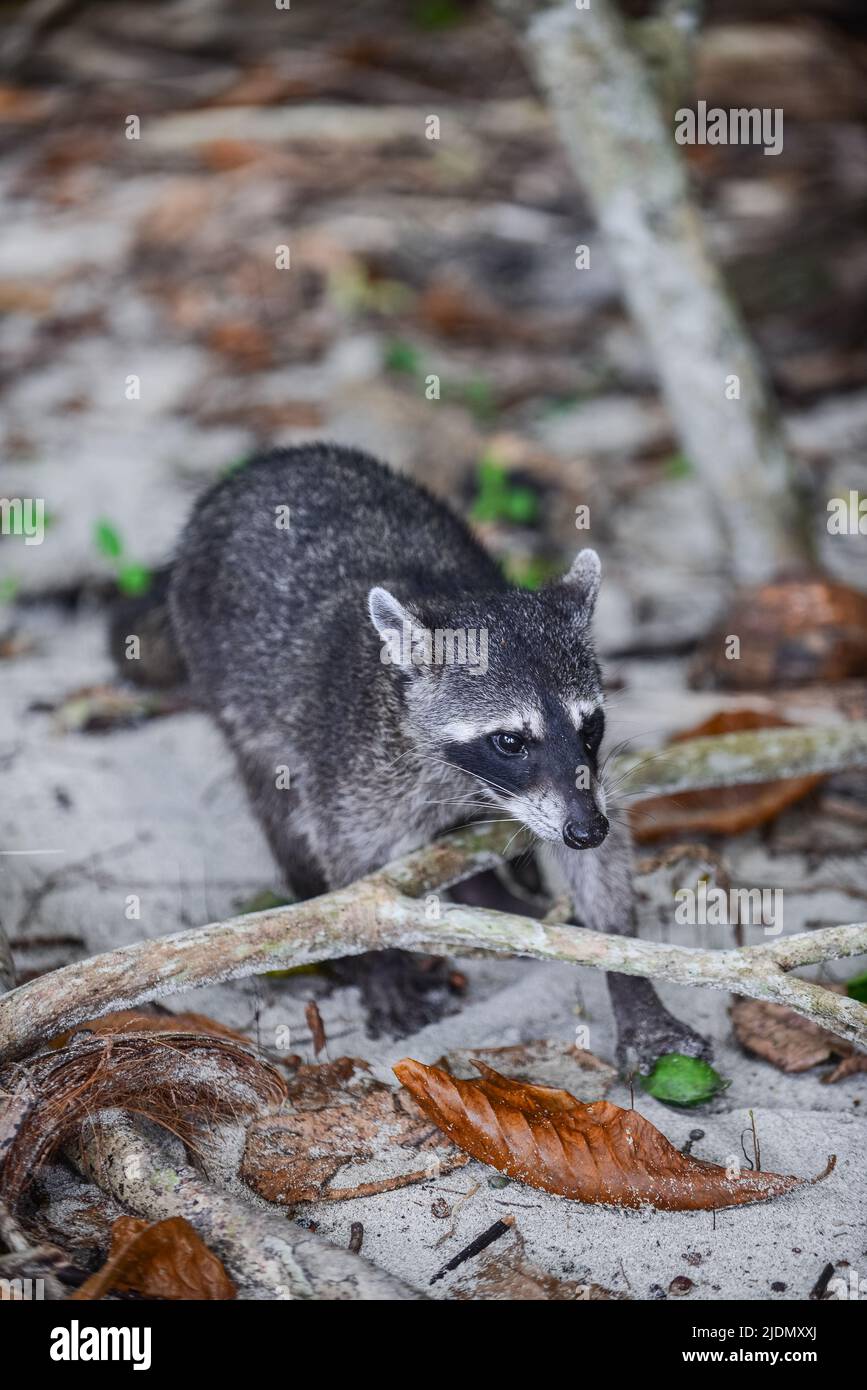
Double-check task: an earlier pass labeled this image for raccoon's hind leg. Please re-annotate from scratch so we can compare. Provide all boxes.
[328,949,460,1039]
[552,821,713,1076]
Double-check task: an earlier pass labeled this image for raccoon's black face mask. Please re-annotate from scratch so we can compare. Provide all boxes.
[367,550,610,848]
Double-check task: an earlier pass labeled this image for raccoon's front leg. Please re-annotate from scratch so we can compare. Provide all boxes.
[552,818,713,1075]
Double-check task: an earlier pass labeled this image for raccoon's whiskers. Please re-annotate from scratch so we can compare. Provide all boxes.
[434,759,516,801]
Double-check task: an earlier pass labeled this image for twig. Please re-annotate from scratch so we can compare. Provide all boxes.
[305,1000,327,1059]
[749,1109,761,1173]
[430,1214,515,1285]
[809,1262,835,1301]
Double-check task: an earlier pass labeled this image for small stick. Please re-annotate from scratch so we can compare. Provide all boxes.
[430,1214,515,1285]
[433,1180,480,1248]
[305,1000,327,1058]
[740,1110,761,1172]
[749,1109,761,1172]
[809,1262,835,1301]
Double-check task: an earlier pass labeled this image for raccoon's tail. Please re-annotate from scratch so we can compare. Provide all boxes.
[108,564,187,688]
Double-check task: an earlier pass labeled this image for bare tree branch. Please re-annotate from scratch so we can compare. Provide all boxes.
[498,0,813,581]
[1,721,865,1061]
[71,1112,421,1301]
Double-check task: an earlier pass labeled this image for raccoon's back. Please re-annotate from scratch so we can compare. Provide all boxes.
[169,442,502,702]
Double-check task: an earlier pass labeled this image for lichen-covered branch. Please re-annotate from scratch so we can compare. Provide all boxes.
[498,0,812,581]
[1,721,865,1061]
[73,1112,421,1301]
[0,880,864,1059]
[609,720,867,799]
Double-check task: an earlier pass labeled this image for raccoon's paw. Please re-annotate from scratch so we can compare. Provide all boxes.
[615,1009,713,1079]
[607,972,713,1078]
[330,948,461,1040]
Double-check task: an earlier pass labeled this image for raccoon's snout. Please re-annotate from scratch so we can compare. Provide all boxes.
[563,811,609,850]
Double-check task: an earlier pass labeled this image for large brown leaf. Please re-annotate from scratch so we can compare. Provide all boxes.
[71,1216,235,1301]
[394,1058,834,1212]
[731,996,866,1082]
[242,1056,468,1204]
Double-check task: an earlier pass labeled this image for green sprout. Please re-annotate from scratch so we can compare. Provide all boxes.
[664,452,694,480]
[411,0,463,30]
[383,339,421,376]
[501,554,561,591]
[846,970,867,1005]
[470,456,540,526]
[94,519,152,597]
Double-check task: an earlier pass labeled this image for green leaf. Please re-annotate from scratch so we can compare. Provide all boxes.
[383,339,420,376]
[469,456,507,522]
[0,577,20,604]
[664,452,694,480]
[263,963,325,979]
[846,970,867,1005]
[470,456,540,527]
[237,889,292,915]
[411,0,462,29]
[222,453,253,477]
[94,518,123,559]
[117,563,152,597]
[638,1053,728,1107]
[461,377,495,422]
[504,487,539,525]
[501,555,560,590]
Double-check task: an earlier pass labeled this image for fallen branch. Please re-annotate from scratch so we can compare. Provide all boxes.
[0,874,864,1057]
[1,722,865,1061]
[499,0,812,581]
[609,719,867,800]
[72,1112,421,1301]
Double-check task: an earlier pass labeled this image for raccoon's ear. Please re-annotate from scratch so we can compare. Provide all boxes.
[562,548,601,617]
[368,587,431,674]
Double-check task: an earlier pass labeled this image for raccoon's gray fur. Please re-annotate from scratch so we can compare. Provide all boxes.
[139,443,709,1066]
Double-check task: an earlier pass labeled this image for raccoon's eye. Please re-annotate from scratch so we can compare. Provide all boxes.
[490,732,528,758]
[582,708,605,752]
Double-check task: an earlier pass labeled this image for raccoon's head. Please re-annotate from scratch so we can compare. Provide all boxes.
[367,549,609,850]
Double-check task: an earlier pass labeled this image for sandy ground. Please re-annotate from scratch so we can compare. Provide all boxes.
[2,608,864,1300]
[1,0,865,1297]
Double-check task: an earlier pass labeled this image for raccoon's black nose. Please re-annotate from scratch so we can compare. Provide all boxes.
[563,813,609,850]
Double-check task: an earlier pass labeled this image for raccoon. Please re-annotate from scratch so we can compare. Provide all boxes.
[122,443,710,1068]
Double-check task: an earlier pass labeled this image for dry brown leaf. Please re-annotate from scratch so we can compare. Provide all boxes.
[731,995,865,1082]
[629,709,823,842]
[206,320,272,370]
[51,684,185,734]
[692,578,867,690]
[394,1058,834,1212]
[824,1053,867,1083]
[71,1216,235,1301]
[434,1039,616,1098]
[242,1056,467,1204]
